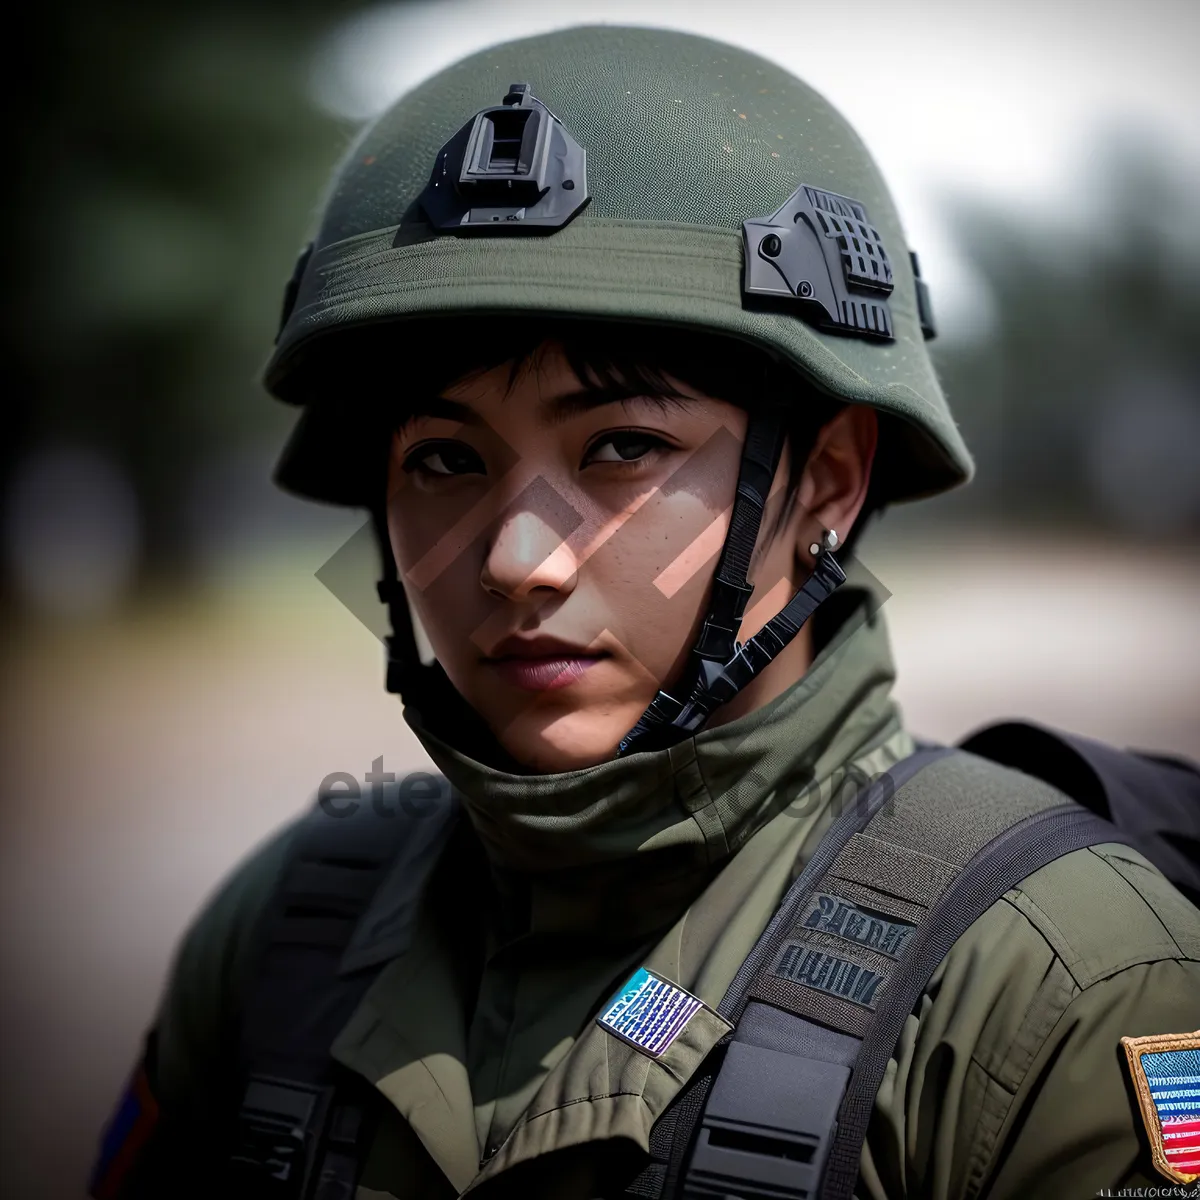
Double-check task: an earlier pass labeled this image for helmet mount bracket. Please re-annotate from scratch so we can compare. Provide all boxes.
[419,82,590,232]
[743,185,897,340]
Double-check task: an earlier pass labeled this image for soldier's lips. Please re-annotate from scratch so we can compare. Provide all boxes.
[486,654,608,691]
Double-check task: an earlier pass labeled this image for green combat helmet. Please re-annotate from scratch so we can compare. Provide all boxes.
[264,25,975,755]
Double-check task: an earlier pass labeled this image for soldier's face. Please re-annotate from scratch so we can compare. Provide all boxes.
[385,340,796,772]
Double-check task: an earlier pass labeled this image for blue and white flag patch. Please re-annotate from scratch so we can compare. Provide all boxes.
[597,968,705,1058]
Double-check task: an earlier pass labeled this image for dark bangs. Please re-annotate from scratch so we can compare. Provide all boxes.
[297,316,869,545]
[399,317,845,542]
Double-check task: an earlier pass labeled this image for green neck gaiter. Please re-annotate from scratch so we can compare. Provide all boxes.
[404,589,904,944]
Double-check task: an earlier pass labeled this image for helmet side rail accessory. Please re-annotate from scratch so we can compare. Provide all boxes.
[744,185,902,341]
[419,82,590,231]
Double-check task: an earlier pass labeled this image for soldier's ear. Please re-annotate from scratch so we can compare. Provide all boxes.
[794,405,878,557]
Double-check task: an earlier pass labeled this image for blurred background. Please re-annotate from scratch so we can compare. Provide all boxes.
[4,0,1199,1195]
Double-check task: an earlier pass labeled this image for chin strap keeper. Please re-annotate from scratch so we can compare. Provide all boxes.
[692,411,788,664]
[672,546,845,736]
[618,531,845,756]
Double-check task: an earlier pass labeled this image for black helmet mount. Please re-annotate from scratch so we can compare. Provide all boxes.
[419,82,590,232]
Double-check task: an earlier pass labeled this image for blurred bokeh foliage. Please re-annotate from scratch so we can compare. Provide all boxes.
[9,1,1200,606]
[931,132,1200,537]
[12,0,375,587]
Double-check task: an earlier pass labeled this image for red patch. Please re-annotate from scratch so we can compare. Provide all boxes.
[89,1061,160,1199]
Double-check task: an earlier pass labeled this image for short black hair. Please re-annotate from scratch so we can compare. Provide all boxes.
[299,315,883,554]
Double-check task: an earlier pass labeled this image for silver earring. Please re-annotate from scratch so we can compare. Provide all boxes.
[809,529,839,556]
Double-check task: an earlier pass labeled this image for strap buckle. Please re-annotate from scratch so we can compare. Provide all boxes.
[229,1076,333,1198]
[683,1041,847,1200]
[693,580,755,662]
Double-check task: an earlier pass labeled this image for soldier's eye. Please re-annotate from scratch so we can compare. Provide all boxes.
[584,431,670,467]
[402,441,484,477]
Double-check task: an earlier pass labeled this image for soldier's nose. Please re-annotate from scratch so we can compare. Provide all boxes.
[481,507,581,601]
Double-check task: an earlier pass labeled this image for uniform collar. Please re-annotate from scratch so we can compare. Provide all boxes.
[406,584,897,888]
[331,586,910,1191]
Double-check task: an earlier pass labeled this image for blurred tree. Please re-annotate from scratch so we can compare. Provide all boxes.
[931,133,1200,537]
[10,0,381,590]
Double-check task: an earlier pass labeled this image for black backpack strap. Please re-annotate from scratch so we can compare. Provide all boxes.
[645,749,1124,1200]
[227,777,459,1199]
[961,720,1200,907]
[817,780,1116,1200]
[629,746,947,1199]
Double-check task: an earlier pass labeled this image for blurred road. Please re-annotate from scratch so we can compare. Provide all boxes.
[1,531,1197,1199]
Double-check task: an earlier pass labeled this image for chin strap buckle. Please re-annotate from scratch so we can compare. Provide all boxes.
[693,579,756,662]
[617,543,846,757]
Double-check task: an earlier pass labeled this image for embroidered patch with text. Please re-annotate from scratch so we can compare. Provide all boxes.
[1121,1030,1200,1185]
[799,892,915,958]
[597,967,704,1058]
[773,939,884,1007]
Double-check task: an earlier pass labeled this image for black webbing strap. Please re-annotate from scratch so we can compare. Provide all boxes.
[228,781,458,1199]
[961,720,1200,907]
[819,800,1119,1200]
[618,409,791,756]
[739,751,1111,1035]
[720,748,952,1024]
[692,409,787,664]
[649,750,1127,1200]
[677,550,847,737]
[628,748,947,1199]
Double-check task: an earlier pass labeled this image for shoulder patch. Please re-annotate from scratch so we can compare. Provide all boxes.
[89,1058,160,1199]
[1121,1030,1200,1185]
[597,968,707,1058]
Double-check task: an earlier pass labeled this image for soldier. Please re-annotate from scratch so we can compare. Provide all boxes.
[90,25,1200,1200]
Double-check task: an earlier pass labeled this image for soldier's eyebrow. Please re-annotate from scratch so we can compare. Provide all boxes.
[539,386,696,425]
[401,396,483,427]
[400,387,696,431]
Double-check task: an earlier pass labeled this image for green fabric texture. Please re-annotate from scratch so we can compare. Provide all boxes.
[266,24,974,505]
[411,588,902,882]
[860,843,1200,1200]
[124,593,1200,1198]
[328,591,912,1192]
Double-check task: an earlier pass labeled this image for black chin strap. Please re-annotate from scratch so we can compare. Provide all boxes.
[372,509,521,767]
[616,408,846,757]
[616,548,845,754]
[370,508,420,697]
